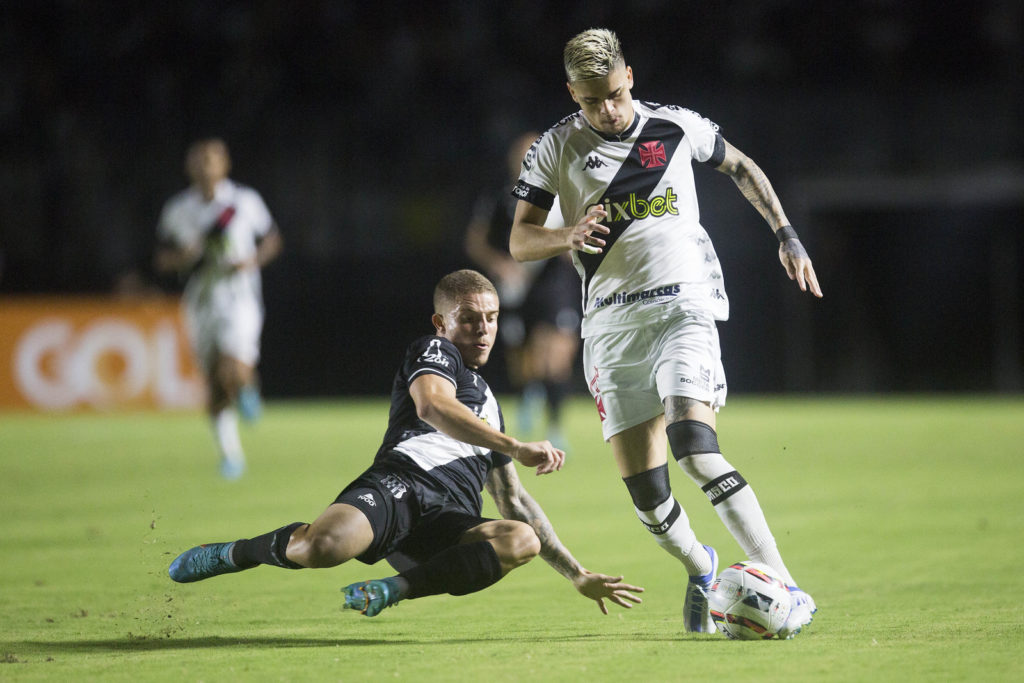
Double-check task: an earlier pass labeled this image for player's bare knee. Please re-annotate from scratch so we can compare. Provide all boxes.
[293,526,346,568]
[495,521,540,568]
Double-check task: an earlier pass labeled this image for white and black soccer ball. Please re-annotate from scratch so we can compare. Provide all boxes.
[709,561,793,640]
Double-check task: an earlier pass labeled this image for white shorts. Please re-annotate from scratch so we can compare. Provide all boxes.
[583,312,727,441]
[184,298,263,373]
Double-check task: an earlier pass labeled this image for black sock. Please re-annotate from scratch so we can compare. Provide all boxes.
[544,379,569,424]
[231,522,306,569]
[398,541,503,600]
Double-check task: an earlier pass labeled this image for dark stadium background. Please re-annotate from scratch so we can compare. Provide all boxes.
[2,1,1021,397]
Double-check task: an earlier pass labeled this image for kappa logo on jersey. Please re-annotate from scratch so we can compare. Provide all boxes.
[590,188,679,223]
[582,155,606,171]
[638,141,667,168]
[358,493,376,507]
[418,338,450,368]
[380,474,408,500]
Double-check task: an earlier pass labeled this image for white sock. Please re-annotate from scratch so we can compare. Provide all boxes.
[214,409,245,463]
[634,497,712,577]
[677,452,794,585]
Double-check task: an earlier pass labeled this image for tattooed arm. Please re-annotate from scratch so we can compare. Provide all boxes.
[716,139,823,297]
[485,460,643,614]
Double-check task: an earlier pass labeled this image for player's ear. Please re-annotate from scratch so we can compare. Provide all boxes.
[431,313,445,335]
[566,81,578,103]
[626,65,634,89]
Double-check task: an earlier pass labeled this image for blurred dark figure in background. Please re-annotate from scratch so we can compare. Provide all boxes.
[154,139,283,479]
[465,132,581,451]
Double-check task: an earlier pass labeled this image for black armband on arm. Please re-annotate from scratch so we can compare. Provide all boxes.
[775,226,799,242]
[706,134,726,167]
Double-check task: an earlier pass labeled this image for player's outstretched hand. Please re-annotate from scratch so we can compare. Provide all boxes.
[572,205,611,255]
[778,239,823,298]
[573,570,645,615]
[512,440,565,475]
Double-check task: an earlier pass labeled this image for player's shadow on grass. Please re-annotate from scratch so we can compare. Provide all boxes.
[5,633,725,654]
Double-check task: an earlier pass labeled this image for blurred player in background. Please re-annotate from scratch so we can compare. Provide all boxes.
[465,132,581,450]
[509,28,822,637]
[168,269,643,617]
[154,138,282,479]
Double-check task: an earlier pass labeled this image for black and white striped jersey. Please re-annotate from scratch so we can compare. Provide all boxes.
[375,335,511,513]
[513,101,730,337]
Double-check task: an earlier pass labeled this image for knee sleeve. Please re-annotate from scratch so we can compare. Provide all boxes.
[666,420,720,460]
[667,421,750,506]
[622,464,672,511]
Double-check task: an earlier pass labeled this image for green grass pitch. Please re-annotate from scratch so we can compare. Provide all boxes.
[1,396,1022,681]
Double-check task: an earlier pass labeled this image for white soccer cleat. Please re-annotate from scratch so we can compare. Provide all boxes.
[778,585,816,639]
[683,544,718,633]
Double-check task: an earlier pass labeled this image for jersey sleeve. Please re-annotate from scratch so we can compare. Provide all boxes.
[242,188,275,237]
[511,132,557,211]
[156,197,186,247]
[672,107,723,165]
[403,335,463,388]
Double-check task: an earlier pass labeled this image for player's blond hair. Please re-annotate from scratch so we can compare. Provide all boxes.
[433,269,498,314]
[563,28,624,83]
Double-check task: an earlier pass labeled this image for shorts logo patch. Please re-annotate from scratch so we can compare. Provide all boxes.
[358,493,376,507]
[380,473,409,500]
[680,365,711,391]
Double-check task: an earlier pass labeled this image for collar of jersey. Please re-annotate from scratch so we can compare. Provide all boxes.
[586,108,641,142]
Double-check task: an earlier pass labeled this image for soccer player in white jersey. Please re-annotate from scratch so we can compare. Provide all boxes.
[509,28,822,638]
[167,270,643,618]
[155,139,282,479]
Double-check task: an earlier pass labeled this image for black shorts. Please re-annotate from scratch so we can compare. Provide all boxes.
[522,257,581,333]
[334,463,491,571]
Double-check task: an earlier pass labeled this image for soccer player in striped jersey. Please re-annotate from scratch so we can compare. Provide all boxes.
[509,28,821,638]
[168,270,643,618]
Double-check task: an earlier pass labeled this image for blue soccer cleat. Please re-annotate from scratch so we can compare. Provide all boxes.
[683,544,718,633]
[238,386,262,422]
[342,578,401,617]
[220,457,246,480]
[169,542,244,583]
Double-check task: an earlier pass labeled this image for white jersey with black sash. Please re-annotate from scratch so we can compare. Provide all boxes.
[513,101,730,337]
[158,178,274,315]
[375,335,511,516]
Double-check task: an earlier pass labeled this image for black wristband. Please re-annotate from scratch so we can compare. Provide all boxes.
[775,226,799,242]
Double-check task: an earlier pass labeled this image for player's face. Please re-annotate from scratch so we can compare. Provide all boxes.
[567,65,635,135]
[185,142,230,187]
[434,292,499,369]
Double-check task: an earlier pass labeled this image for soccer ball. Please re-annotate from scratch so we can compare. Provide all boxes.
[709,561,793,640]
